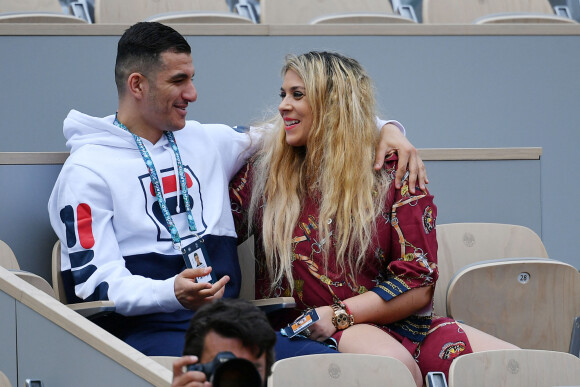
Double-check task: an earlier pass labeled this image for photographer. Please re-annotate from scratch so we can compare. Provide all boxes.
[172,299,276,387]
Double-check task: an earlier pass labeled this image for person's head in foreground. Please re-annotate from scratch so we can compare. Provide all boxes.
[177,299,276,386]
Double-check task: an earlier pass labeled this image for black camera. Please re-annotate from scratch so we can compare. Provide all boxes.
[187,351,262,387]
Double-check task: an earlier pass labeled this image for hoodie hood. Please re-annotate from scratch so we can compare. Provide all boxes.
[64,109,138,154]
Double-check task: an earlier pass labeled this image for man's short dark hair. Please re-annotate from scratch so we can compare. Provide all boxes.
[183,299,277,376]
[114,22,191,94]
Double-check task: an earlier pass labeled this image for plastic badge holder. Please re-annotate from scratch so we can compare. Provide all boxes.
[282,309,319,338]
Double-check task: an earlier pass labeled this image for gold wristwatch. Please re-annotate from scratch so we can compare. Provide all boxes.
[331,302,354,330]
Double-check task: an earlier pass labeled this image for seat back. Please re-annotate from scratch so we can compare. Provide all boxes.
[146,11,254,24]
[1,240,56,298]
[447,259,580,352]
[0,240,19,270]
[260,0,394,24]
[422,0,555,23]
[0,0,62,14]
[448,349,580,387]
[94,0,230,24]
[237,236,256,301]
[434,223,548,316]
[474,12,577,24]
[0,370,11,387]
[268,353,416,386]
[52,241,68,303]
[310,13,416,25]
[0,13,88,23]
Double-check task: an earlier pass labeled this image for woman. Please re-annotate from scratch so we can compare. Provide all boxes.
[229,51,517,386]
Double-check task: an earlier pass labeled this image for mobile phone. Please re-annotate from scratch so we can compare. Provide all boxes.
[425,371,448,387]
[25,380,43,387]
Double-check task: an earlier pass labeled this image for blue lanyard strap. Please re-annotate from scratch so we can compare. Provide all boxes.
[113,115,197,248]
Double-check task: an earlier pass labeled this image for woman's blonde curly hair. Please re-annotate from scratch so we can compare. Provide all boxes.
[249,51,392,293]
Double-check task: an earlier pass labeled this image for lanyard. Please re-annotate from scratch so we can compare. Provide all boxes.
[114,115,197,249]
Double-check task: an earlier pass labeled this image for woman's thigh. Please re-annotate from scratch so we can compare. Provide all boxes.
[338,324,410,357]
[460,323,520,352]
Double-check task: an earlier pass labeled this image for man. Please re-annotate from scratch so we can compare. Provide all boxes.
[48,22,425,356]
[172,299,276,386]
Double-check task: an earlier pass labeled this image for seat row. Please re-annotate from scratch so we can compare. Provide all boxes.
[435,223,580,357]
[2,222,579,355]
[2,349,579,386]
[136,350,580,387]
[0,0,578,25]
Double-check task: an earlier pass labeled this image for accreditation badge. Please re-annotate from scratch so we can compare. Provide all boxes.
[282,309,320,338]
[181,238,216,284]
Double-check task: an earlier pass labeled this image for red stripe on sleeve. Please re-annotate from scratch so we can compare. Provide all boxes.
[77,203,95,249]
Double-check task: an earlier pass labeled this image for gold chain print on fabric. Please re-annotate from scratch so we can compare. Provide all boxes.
[289,215,371,307]
[388,165,437,285]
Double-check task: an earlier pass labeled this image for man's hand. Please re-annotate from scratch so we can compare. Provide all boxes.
[374,123,428,194]
[172,356,211,387]
[175,267,230,310]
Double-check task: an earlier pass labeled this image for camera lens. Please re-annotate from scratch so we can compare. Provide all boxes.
[212,358,262,387]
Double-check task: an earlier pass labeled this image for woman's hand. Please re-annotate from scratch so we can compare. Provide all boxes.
[307,306,337,341]
[374,123,428,194]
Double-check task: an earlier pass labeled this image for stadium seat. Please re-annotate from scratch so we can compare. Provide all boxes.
[93,0,234,24]
[0,240,56,298]
[446,258,580,353]
[0,370,11,387]
[474,13,577,24]
[260,0,408,25]
[422,0,576,24]
[146,11,254,24]
[310,12,416,25]
[447,349,580,386]
[434,223,548,317]
[0,12,88,23]
[267,353,416,386]
[1,240,115,318]
[0,240,18,270]
[0,0,89,23]
[0,0,63,14]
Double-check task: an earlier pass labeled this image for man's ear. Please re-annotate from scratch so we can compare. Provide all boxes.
[127,72,147,99]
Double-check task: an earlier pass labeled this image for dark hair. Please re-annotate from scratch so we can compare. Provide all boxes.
[183,299,277,376]
[114,22,191,94]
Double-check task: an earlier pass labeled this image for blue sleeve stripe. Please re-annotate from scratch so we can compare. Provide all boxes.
[371,277,411,302]
[71,264,97,284]
[85,282,109,302]
[69,249,94,269]
[59,205,77,248]
[388,314,432,342]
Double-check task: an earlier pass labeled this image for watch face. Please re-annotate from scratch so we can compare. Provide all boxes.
[334,310,350,330]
